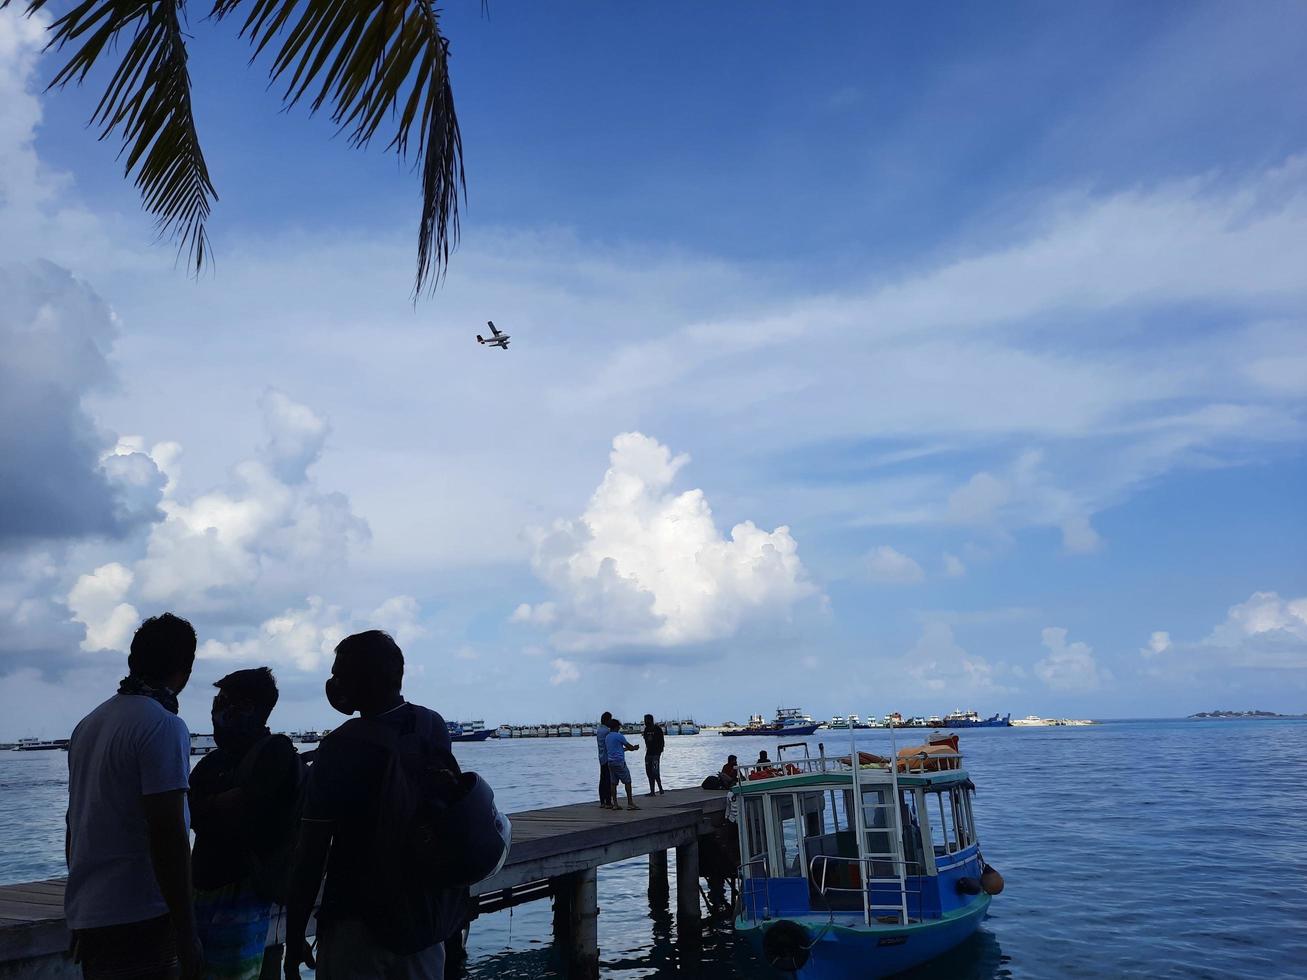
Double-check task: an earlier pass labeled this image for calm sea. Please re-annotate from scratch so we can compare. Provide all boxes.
[3,719,1306,978]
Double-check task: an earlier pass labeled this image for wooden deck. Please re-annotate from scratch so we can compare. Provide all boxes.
[0,787,729,970]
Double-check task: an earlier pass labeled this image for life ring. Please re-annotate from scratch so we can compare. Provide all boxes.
[762,919,810,972]
[784,763,802,776]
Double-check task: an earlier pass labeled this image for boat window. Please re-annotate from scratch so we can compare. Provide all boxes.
[925,788,966,856]
[801,789,857,876]
[950,787,974,848]
[899,790,925,873]
[772,794,804,877]
[742,796,768,878]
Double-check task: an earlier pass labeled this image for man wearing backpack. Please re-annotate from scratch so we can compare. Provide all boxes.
[190,667,301,979]
[285,630,464,980]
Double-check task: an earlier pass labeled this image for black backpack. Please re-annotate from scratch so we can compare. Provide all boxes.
[350,706,511,890]
[233,733,308,904]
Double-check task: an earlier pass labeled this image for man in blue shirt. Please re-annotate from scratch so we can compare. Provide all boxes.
[604,718,641,811]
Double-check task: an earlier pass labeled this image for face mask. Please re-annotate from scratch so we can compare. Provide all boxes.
[212,704,266,750]
[325,676,356,716]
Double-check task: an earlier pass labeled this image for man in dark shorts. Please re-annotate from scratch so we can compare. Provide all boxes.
[190,667,300,979]
[65,613,203,980]
[641,714,666,796]
[284,630,463,980]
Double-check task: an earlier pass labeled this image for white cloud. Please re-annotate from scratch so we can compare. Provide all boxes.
[198,596,349,672]
[1142,630,1172,657]
[867,546,925,584]
[943,553,967,578]
[510,602,557,626]
[66,563,139,653]
[370,595,425,646]
[902,621,1006,695]
[132,390,368,609]
[1035,627,1109,691]
[522,433,817,652]
[549,658,580,685]
[1204,592,1307,669]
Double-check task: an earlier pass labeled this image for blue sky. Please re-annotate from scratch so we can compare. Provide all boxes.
[1,2,1305,738]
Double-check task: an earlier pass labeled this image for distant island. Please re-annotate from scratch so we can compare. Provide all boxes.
[1188,709,1298,719]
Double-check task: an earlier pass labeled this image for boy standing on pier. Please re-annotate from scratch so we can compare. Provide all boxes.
[65,613,203,980]
[605,718,641,811]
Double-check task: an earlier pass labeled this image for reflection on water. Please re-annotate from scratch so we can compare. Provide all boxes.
[4,720,1307,978]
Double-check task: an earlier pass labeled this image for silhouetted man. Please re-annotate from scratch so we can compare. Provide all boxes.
[642,714,666,796]
[65,613,202,980]
[190,667,300,979]
[597,710,614,809]
[284,630,462,980]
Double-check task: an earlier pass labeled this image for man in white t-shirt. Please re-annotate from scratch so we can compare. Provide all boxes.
[66,613,202,980]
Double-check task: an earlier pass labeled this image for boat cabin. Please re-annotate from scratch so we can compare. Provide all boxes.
[733,740,985,928]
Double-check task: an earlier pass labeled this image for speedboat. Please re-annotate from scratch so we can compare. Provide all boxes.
[733,733,1002,978]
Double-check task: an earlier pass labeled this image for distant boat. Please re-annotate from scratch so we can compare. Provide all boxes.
[942,710,1012,729]
[721,707,821,737]
[447,720,494,743]
[190,734,217,756]
[13,737,67,752]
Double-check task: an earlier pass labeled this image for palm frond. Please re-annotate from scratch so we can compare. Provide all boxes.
[217,0,465,295]
[13,0,217,274]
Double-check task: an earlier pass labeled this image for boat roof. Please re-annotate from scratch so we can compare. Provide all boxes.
[732,765,972,795]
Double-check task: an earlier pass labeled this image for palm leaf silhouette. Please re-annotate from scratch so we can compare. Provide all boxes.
[7,0,464,295]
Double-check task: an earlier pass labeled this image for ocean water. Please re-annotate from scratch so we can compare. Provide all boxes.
[3,719,1306,978]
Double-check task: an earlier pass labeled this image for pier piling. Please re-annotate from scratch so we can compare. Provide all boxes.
[649,848,669,905]
[552,868,599,979]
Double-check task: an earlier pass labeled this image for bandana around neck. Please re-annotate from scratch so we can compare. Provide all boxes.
[118,675,180,715]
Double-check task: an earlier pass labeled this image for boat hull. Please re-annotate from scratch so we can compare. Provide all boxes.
[739,896,989,979]
[450,729,495,742]
[721,723,822,737]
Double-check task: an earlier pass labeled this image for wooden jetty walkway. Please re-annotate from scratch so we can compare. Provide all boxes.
[0,786,730,979]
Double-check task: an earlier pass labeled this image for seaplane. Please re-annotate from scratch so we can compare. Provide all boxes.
[476,321,510,350]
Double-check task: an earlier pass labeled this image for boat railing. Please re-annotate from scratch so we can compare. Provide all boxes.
[735,747,963,783]
[807,853,926,925]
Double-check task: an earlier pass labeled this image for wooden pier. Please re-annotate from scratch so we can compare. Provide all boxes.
[0,786,730,979]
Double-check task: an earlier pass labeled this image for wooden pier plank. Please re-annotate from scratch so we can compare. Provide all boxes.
[0,786,729,964]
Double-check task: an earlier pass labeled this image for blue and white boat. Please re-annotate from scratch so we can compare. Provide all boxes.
[733,732,1002,978]
[447,719,495,742]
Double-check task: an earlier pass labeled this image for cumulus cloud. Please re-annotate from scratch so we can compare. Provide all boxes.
[1035,627,1109,691]
[943,553,966,578]
[867,546,925,584]
[0,262,165,543]
[902,621,1006,694]
[1142,630,1172,657]
[946,450,1102,554]
[1204,592,1307,669]
[522,433,817,652]
[133,390,368,609]
[67,564,139,653]
[549,658,581,685]
[198,596,348,672]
